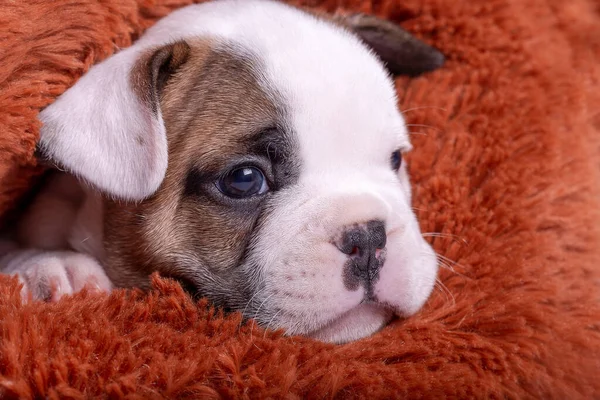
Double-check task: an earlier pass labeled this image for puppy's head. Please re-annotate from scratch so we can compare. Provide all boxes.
[38,0,442,343]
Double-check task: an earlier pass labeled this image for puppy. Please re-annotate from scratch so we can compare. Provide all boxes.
[0,0,443,343]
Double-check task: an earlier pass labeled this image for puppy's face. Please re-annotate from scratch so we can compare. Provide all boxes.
[38,0,443,343]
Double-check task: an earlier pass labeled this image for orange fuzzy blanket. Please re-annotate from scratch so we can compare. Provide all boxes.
[1,0,599,398]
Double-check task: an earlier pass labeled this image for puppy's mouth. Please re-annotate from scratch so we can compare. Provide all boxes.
[306,301,395,343]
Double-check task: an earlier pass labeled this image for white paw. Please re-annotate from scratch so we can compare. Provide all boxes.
[0,248,112,302]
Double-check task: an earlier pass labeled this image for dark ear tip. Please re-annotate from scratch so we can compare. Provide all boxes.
[431,49,446,68]
[339,11,446,77]
[422,48,446,72]
[395,46,445,77]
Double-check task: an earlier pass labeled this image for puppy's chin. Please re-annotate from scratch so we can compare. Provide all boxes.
[306,303,394,344]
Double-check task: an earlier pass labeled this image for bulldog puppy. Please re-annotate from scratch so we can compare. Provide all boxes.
[0,0,443,343]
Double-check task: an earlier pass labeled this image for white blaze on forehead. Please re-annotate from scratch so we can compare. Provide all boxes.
[137,0,410,169]
[39,0,412,200]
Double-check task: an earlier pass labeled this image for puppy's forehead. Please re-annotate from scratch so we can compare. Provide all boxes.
[140,0,408,171]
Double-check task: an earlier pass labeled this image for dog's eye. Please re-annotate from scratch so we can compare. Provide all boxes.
[391,150,402,171]
[217,166,269,198]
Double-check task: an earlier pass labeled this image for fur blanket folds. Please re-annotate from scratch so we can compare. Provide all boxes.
[0,0,599,398]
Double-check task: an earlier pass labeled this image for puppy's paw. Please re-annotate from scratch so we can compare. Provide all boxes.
[0,249,112,302]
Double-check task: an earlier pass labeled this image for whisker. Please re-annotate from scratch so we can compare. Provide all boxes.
[407,130,428,136]
[405,123,442,132]
[247,291,277,342]
[418,249,471,280]
[282,312,312,337]
[422,232,469,246]
[262,310,283,339]
[436,258,458,274]
[433,280,444,297]
[435,278,456,306]
[252,293,276,321]
[435,254,472,280]
[401,106,447,114]
[437,253,468,271]
[238,287,268,331]
[434,280,450,304]
[436,256,457,271]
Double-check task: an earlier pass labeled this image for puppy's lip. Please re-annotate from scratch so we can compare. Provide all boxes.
[305,300,394,339]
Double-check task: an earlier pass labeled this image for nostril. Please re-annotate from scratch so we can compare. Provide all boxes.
[339,242,361,256]
[336,220,387,258]
[367,220,387,249]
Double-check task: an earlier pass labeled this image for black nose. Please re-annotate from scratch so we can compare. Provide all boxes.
[338,220,387,286]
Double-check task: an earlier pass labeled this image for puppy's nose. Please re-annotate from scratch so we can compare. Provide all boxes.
[338,220,387,284]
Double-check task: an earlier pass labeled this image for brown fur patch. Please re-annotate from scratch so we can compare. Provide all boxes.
[103,40,281,308]
[130,41,192,115]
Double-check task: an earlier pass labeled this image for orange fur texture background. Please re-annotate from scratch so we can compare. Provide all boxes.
[1,0,600,398]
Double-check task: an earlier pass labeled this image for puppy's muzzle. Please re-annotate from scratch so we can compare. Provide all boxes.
[337,220,387,290]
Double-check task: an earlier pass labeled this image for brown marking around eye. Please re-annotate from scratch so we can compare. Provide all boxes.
[103,39,291,311]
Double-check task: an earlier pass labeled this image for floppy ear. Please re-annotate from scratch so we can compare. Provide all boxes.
[38,41,190,201]
[336,13,445,77]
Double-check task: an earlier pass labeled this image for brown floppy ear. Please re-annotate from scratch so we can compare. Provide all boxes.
[38,41,190,201]
[334,13,445,77]
[133,41,191,113]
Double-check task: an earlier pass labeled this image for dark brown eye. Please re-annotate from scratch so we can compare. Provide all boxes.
[391,150,402,171]
[217,166,269,198]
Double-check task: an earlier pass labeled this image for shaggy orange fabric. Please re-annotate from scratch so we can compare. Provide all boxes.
[1,0,600,398]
